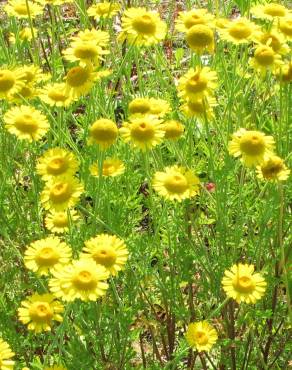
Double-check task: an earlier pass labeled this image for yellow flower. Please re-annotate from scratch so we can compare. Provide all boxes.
[222,263,267,304]
[24,236,72,276]
[90,158,125,177]
[36,148,79,181]
[120,116,164,151]
[0,68,25,99]
[249,45,283,76]
[83,234,129,276]
[175,8,214,33]
[45,209,79,234]
[63,40,108,67]
[178,67,217,101]
[64,65,99,99]
[185,24,214,54]
[88,118,118,150]
[252,29,289,55]
[275,61,292,83]
[186,321,218,352]
[228,128,275,167]
[256,155,290,181]
[16,64,49,85]
[4,105,49,142]
[9,27,38,43]
[70,29,109,49]
[278,17,292,40]
[161,120,184,140]
[128,97,170,118]
[10,84,39,103]
[181,97,216,120]
[153,165,200,202]
[218,18,257,44]
[41,175,84,211]
[0,339,15,369]
[39,83,73,107]
[214,17,230,30]
[18,293,64,333]
[49,259,109,302]
[87,2,120,20]
[118,7,167,46]
[5,0,43,18]
[251,3,290,21]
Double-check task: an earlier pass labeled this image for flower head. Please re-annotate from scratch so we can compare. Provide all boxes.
[18,293,64,333]
[87,2,120,20]
[90,158,125,177]
[252,29,289,55]
[5,0,43,19]
[185,24,214,54]
[0,68,25,99]
[63,40,108,67]
[181,97,216,120]
[249,45,282,76]
[278,17,292,40]
[120,116,164,151]
[175,8,214,33]
[70,29,109,48]
[88,118,118,149]
[0,339,15,369]
[162,120,184,140]
[36,148,79,181]
[186,321,218,352]
[153,165,200,202]
[118,7,167,46]
[251,3,290,21]
[24,236,72,276]
[228,128,275,167]
[45,209,79,234]
[9,27,38,43]
[222,263,267,304]
[256,155,290,181]
[83,234,129,276]
[64,65,99,99]
[218,18,257,45]
[128,97,170,118]
[276,61,292,83]
[4,105,49,142]
[39,83,73,107]
[49,259,109,301]
[41,175,84,211]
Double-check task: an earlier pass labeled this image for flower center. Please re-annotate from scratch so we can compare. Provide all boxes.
[195,331,209,345]
[255,47,274,66]
[184,14,205,29]
[234,275,255,293]
[163,121,183,139]
[132,14,157,35]
[0,71,15,92]
[129,100,151,114]
[73,270,97,290]
[74,44,98,59]
[14,4,29,15]
[49,182,71,203]
[35,247,59,266]
[96,3,110,15]
[53,214,69,227]
[131,122,155,141]
[187,100,204,114]
[239,133,266,156]
[24,71,34,83]
[186,25,213,48]
[103,164,115,176]
[264,4,286,17]
[92,246,117,267]
[229,23,252,40]
[18,86,33,98]
[47,157,68,175]
[48,90,67,102]
[164,174,189,193]
[262,158,284,178]
[186,73,208,93]
[14,114,38,133]
[90,122,118,141]
[29,302,53,323]
[279,20,292,36]
[67,67,90,87]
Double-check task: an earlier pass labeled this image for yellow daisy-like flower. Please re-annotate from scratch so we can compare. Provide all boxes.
[228,128,275,167]
[222,263,267,304]
[181,97,216,120]
[249,45,283,76]
[49,259,109,302]
[186,321,218,352]
[18,293,64,333]
[118,7,167,46]
[39,83,73,107]
[128,97,170,118]
[83,234,129,276]
[24,236,72,276]
[175,8,214,33]
[17,65,49,85]
[120,116,164,151]
[218,18,257,45]
[4,0,43,18]
[10,84,39,103]
[0,338,15,370]
[162,120,184,140]
[278,17,292,40]
[41,175,84,211]
[9,27,38,43]
[185,24,214,54]
[0,68,25,99]
[4,105,49,142]
[70,29,109,49]
[36,148,79,181]
[153,165,200,202]
[276,61,292,83]
[64,65,99,99]
[250,3,290,21]
[90,158,125,177]
[252,29,289,55]
[178,67,217,101]
[256,155,290,181]
[63,40,108,67]
[88,118,118,150]
[45,209,79,234]
[214,17,230,30]
[87,2,120,20]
